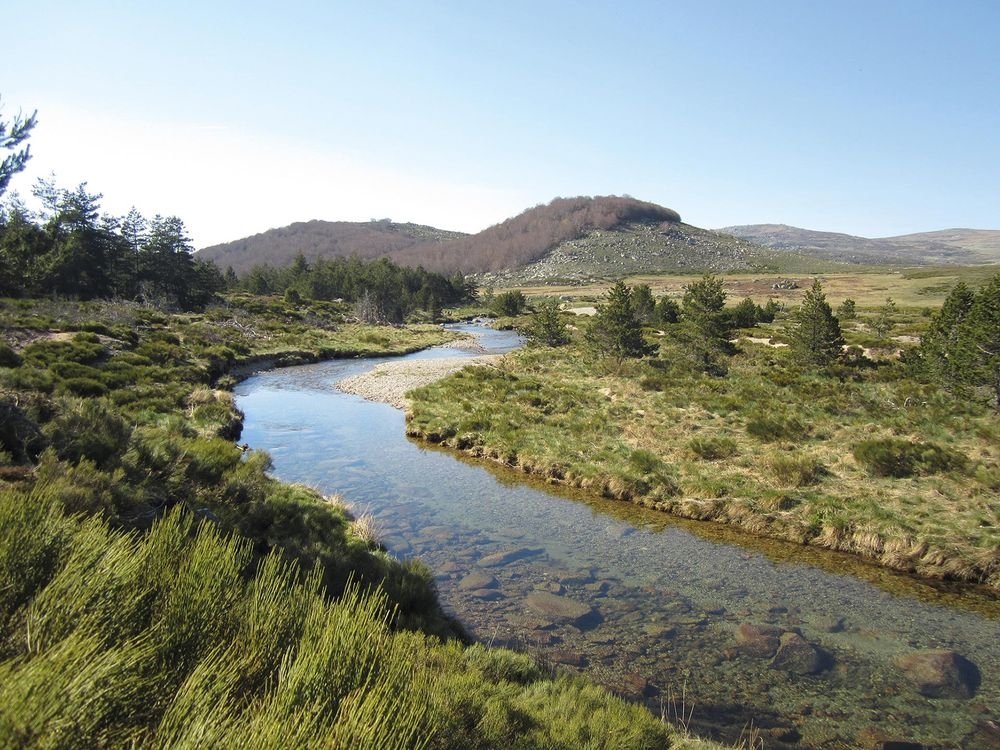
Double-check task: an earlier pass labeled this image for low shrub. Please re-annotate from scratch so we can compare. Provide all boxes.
[688,436,738,460]
[746,413,809,442]
[56,377,108,398]
[0,342,20,368]
[43,398,132,469]
[853,438,968,478]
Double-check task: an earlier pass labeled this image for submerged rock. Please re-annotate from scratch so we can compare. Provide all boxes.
[525,591,596,625]
[770,632,823,675]
[477,547,543,567]
[894,649,980,699]
[735,623,785,658]
[459,570,499,590]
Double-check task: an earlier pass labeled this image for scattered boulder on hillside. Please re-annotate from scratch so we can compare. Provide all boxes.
[894,649,981,699]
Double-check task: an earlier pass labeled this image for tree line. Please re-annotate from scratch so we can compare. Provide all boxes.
[237,254,477,323]
[0,180,224,309]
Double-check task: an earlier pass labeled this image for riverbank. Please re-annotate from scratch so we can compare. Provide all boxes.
[403,341,1000,594]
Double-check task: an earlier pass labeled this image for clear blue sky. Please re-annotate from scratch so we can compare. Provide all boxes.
[5,0,999,248]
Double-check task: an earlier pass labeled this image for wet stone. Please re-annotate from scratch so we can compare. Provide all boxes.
[477,546,543,567]
[815,615,846,633]
[469,588,503,601]
[770,632,824,675]
[643,623,678,639]
[525,591,596,625]
[459,570,499,590]
[534,581,564,594]
[550,650,588,668]
[894,649,981,699]
[735,623,785,658]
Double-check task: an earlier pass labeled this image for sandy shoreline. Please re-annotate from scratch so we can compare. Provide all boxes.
[337,354,501,410]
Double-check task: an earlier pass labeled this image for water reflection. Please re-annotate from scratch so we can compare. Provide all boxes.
[235,327,1000,749]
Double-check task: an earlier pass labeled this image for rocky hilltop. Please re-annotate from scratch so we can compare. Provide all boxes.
[477,220,831,287]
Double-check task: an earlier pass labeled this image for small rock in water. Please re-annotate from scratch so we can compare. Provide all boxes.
[815,615,846,633]
[770,632,824,675]
[549,650,588,668]
[735,623,785,658]
[459,570,499,590]
[525,591,597,625]
[894,649,981,699]
[477,547,543,567]
[469,588,503,601]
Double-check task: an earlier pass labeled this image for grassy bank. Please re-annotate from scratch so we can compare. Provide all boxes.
[0,295,732,749]
[407,310,1000,591]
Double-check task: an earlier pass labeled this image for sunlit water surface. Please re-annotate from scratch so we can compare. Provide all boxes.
[235,325,1000,749]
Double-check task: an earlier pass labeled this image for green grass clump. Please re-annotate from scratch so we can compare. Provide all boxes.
[853,438,968,478]
[687,436,738,461]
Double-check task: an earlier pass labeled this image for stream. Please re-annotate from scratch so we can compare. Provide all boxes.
[234,324,1000,749]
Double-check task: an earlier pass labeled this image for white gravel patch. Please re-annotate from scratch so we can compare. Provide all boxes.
[337,355,501,410]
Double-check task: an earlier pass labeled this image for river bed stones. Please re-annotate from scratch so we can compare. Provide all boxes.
[894,649,980,699]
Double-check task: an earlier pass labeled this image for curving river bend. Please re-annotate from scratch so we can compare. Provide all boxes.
[234,324,1000,749]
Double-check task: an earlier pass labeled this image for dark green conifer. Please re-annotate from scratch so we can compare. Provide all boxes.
[789,278,844,366]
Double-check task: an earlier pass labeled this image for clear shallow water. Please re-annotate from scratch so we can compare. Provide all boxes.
[235,325,1000,749]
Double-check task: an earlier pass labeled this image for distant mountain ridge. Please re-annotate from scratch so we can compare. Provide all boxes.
[199,196,831,281]
[717,224,1000,266]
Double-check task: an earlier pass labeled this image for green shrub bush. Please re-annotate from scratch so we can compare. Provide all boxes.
[769,453,827,486]
[57,377,108,398]
[853,438,968,478]
[0,342,20,368]
[43,398,131,469]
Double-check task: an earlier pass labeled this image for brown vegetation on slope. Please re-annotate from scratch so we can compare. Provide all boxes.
[396,196,682,273]
[198,196,682,276]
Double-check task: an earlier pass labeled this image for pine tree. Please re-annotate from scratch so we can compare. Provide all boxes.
[0,97,36,197]
[587,281,654,364]
[790,278,844,366]
[528,300,570,347]
[917,282,975,387]
[682,274,728,340]
[871,297,897,340]
[632,284,655,324]
[961,275,1000,408]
